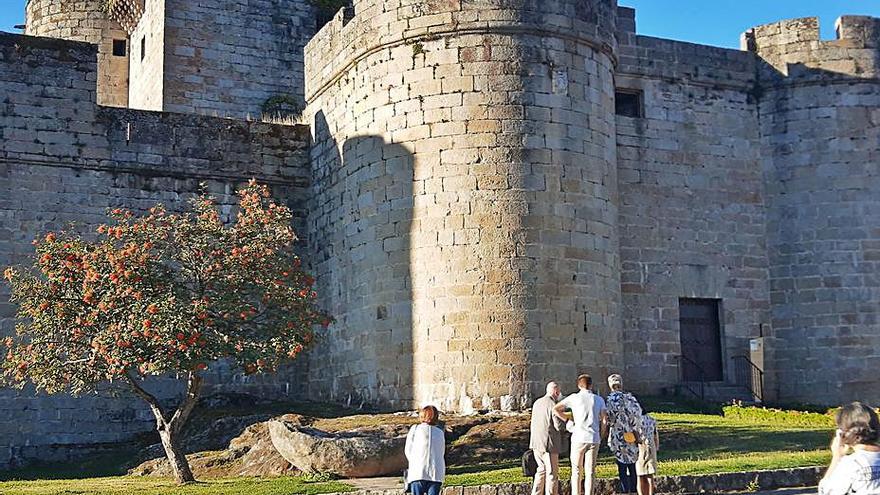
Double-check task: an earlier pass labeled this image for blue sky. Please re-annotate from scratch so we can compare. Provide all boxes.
[2,0,880,48]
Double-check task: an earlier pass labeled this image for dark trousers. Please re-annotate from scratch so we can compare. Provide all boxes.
[411,480,442,495]
[616,461,637,493]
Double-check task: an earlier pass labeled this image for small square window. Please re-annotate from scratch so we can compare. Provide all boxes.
[112,39,126,57]
[615,89,644,118]
[140,36,146,61]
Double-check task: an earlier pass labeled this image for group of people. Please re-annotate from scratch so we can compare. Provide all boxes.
[529,374,656,495]
[402,378,880,495]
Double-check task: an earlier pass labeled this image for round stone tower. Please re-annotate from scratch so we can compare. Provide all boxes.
[745,16,880,404]
[25,0,129,107]
[304,0,622,411]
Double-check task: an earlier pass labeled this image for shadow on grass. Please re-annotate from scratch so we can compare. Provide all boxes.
[0,399,364,482]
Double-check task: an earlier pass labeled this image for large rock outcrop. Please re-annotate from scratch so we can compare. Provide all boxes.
[268,417,407,477]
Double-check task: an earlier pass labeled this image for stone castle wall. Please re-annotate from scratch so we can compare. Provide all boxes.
[614,10,773,396]
[25,0,130,108]
[0,32,312,469]
[746,17,880,404]
[304,0,623,412]
[158,0,316,118]
[3,0,880,470]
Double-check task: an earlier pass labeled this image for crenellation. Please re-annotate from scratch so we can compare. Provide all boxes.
[744,16,880,79]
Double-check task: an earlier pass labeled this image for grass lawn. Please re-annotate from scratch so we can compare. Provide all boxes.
[0,476,354,495]
[0,402,833,494]
[445,408,832,486]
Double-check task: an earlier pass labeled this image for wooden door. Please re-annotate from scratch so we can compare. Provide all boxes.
[678,298,723,382]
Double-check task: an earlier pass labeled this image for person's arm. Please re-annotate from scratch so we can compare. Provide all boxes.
[600,408,609,441]
[818,434,852,495]
[553,399,569,422]
[654,429,660,452]
[552,408,566,431]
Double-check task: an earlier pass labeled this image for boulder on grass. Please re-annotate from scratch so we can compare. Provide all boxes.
[268,417,407,477]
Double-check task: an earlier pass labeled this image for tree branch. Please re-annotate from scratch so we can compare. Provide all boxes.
[169,372,203,434]
[125,373,168,428]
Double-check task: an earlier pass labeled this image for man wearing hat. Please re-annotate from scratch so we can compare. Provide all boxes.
[606,374,643,494]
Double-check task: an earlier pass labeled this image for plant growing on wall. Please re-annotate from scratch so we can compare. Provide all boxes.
[261,94,304,121]
[1,181,331,484]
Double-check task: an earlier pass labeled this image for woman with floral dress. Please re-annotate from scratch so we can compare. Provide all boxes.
[606,374,642,494]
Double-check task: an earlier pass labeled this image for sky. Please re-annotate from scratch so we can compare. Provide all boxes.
[1,0,880,49]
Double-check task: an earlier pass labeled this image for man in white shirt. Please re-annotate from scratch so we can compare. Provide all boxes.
[554,374,608,495]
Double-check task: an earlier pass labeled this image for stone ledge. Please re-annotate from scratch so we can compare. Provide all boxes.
[334,466,822,495]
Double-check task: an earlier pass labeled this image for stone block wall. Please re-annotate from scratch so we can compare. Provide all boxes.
[128,0,165,111]
[0,32,312,469]
[614,22,772,394]
[747,17,880,404]
[156,0,316,118]
[304,0,623,412]
[25,0,129,108]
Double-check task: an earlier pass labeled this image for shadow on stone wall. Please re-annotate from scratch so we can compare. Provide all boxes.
[307,112,416,411]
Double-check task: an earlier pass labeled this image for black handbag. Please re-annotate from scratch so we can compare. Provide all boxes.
[521,449,538,477]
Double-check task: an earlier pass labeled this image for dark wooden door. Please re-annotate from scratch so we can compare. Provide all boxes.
[679,298,723,382]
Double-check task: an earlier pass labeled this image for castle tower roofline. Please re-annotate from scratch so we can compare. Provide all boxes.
[305,0,620,102]
[741,15,880,79]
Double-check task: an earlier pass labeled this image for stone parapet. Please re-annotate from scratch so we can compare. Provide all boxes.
[305,0,619,102]
[743,16,880,80]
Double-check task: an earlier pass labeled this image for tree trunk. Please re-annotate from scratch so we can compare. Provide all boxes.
[158,427,195,483]
[127,372,204,484]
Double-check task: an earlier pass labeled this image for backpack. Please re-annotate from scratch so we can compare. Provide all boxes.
[522,449,538,477]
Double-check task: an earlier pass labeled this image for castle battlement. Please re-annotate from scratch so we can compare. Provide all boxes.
[743,16,880,78]
[305,0,620,102]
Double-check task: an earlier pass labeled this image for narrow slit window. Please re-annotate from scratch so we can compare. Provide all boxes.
[112,39,127,57]
[615,89,644,118]
[140,36,146,61]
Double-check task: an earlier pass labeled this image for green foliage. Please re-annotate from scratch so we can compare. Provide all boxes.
[300,472,339,483]
[261,94,303,120]
[2,181,331,394]
[722,404,835,428]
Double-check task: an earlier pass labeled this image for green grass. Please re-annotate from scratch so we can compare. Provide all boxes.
[0,476,354,495]
[447,409,831,486]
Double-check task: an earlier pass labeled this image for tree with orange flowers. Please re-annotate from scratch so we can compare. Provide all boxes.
[1,182,331,483]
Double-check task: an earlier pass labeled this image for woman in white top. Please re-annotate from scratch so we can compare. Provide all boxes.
[405,405,446,495]
[819,402,880,495]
